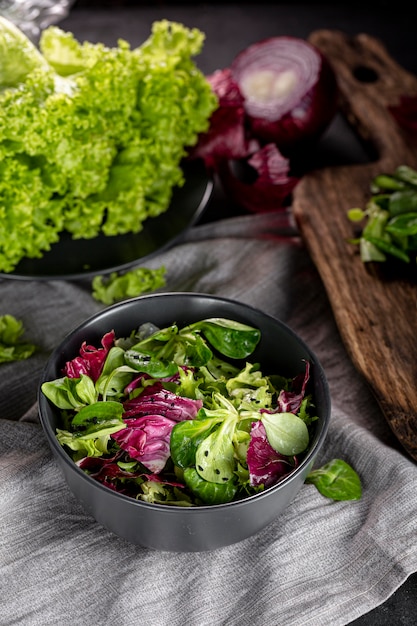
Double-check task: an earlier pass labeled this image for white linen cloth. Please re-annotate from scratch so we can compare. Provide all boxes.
[1,213,416,625]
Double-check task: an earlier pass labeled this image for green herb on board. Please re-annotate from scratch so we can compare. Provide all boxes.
[347,164,417,267]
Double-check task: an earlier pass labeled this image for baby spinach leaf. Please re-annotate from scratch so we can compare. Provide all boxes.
[305,459,362,501]
[188,318,261,359]
[71,400,125,435]
[124,349,178,378]
[170,418,220,468]
[183,467,238,505]
[179,331,213,367]
[261,411,309,456]
[130,324,178,353]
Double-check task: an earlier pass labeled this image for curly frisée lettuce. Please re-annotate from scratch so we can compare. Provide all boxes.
[0,18,218,273]
[41,317,361,506]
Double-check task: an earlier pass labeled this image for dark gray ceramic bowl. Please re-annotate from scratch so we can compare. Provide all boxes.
[38,293,331,552]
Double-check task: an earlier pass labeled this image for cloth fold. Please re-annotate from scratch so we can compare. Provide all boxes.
[1,213,416,626]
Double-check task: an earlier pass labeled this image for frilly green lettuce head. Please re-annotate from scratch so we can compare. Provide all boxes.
[0,16,49,88]
[0,18,218,273]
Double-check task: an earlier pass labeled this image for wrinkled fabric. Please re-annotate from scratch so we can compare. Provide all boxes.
[1,213,416,626]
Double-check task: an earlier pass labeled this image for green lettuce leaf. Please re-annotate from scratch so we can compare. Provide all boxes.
[0,17,48,88]
[0,314,37,363]
[92,266,166,305]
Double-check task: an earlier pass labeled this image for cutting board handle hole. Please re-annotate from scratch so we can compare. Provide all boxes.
[352,65,379,84]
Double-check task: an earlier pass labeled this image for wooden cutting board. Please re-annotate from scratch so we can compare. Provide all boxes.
[292,30,417,461]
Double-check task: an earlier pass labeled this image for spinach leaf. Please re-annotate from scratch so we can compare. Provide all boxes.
[177,330,213,366]
[389,188,417,216]
[170,418,221,468]
[130,324,178,353]
[124,350,178,378]
[385,212,417,236]
[305,459,362,501]
[188,318,261,359]
[71,400,125,435]
[183,467,238,505]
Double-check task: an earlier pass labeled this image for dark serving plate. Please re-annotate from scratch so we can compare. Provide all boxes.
[1,159,213,281]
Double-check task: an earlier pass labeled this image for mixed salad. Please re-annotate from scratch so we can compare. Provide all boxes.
[41,317,323,506]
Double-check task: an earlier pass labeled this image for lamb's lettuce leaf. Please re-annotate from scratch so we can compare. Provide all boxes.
[92,266,166,305]
[305,459,362,501]
[0,314,37,363]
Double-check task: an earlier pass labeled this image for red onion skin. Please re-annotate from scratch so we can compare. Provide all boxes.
[230,37,339,154]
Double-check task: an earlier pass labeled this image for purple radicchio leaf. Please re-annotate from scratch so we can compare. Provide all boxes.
[124,372,152,395]
[247,420,297,488]
[277,359,310,413]
[77,453,184,494]
[189,68,258,168]
[78,456,141,480]
[123,382,203,421]
[111,415,176,473]
[77,452,143,495]
[63,330,115,382]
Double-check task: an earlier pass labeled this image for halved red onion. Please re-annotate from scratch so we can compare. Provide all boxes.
[229,36,339,153]
[189,36,338,213]
[217,143,299,213]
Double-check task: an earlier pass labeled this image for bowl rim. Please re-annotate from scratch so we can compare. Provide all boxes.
[38,291,331,512]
